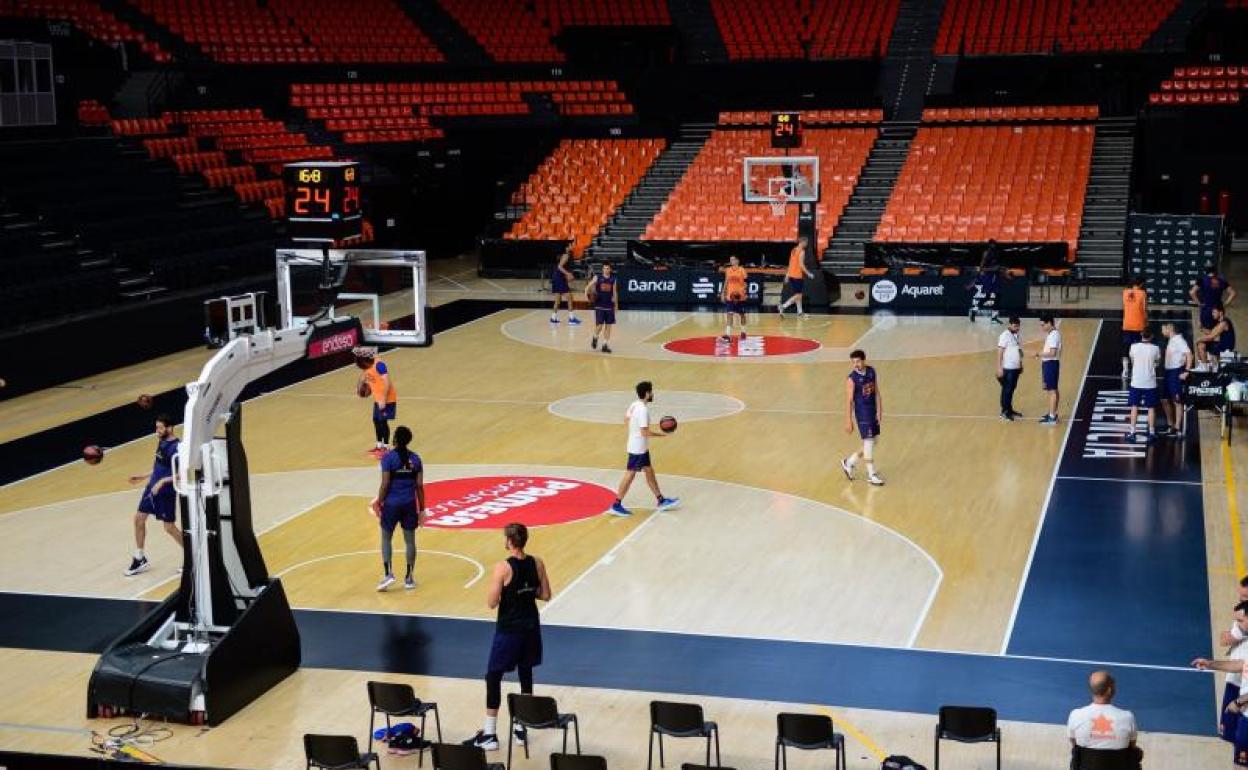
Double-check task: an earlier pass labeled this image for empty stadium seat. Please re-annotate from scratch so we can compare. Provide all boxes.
[439,0,564,62]
[711,0,898,61]
[505,138,666,256]
[936,0,1180,55]
[644,128,875,247]
[875,124,1094,259]
[0,0,171,61]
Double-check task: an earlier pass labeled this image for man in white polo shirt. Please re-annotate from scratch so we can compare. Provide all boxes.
[1160,321,1193,438]
[1127,328,1161,444]
[1193,601,1248,768]
[996,316,1024,421]
[1034,315,1061,425]
[1067,670,1141,761]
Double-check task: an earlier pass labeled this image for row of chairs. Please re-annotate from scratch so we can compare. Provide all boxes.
[922,105,1099,122]
[718,109,884,126]
[343,128,447,144]
[710,0,897,61]
[293,81,619,96]
[533,0,670,33]
[5,0,171,61]
[935,0,1174,55]
[202,165,257,188]
[1149,90,1243,106]
[1159,77,1248,91]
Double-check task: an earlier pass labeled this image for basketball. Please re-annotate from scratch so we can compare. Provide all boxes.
[854,290,865,300]
[137,393,153,410]
[357,380,371,398]
[82,445,104,465]
[659,415,678,433]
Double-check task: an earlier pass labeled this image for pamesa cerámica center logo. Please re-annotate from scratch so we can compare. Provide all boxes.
[870,279,898,304]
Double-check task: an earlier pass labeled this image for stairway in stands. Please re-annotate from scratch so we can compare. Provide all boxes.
[1076,116,1136,282]
[1143,0,1209,53]
[879,0,946,120]
[398,0,492,65]
[667,0,728,62]
[822,122,917,277]
[585,122,715,263]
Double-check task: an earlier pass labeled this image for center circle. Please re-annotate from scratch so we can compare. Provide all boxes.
[548,390,745,424]
[421,475,616,530]
[662,335,821,358]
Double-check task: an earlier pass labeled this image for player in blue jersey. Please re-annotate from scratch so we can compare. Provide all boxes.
[1190,265,1236,332]
[125,414,183,576]
[373,425,425,592]
[549,249,580,326]
[841,350,884,486]
[585,261,618,354]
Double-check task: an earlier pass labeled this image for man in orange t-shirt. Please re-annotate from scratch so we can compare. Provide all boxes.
[720,255,749,341]
[1121,278,1148,381]
[356,347,398,458]
[777,236,815,317]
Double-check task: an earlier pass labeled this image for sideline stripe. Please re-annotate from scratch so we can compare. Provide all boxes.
[817,706,887,761]
[1225,440,1245,579]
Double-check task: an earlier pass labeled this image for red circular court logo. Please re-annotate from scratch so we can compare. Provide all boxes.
[662,335,820,358]
[422,476,616,529]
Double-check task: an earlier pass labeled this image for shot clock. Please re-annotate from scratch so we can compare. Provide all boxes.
[283,161,363,243]
[770,111,801,149]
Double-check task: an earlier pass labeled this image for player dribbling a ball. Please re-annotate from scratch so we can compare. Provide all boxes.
[721,255,749,341]
[610,381,680,517]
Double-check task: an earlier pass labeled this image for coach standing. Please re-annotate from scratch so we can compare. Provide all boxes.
[997,316,1024,421]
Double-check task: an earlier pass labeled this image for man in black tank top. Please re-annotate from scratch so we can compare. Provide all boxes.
[463,522,553,752]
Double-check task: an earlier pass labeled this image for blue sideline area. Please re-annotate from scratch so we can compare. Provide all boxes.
[0,592,1215,736]
[1007,320,1214,667]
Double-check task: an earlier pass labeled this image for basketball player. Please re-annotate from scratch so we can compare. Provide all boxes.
[374,425,424,591]
[549,249,580,325]
[1198,304,1238,368]
[1190,264,1236,332]
[969,239,1002,324]
[721,255,749,341]
[610,380,680,516]
[357,347,397,458]
[463,523,552,751]
[1127,328,1161,444]
[586,262,618,354]
[1035,315,1061,424]
[1160,321,1193,438]
[124,414,182,576]
[777,236,815,317]
[841,350,884,486]
[1121,278,1148,381]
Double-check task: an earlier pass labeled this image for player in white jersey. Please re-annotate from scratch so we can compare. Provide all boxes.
[609,381,680,517]
[1034,314,1062,424]
[1160,322,1193,438]
[1126,328,1161,444]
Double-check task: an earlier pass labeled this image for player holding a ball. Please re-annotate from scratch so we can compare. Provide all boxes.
[610,380,680,517]
[721,255,749,342]
[355,346,397,458]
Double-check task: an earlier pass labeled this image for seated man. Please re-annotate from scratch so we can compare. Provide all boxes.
[1197,304,1238,368]
[1067,671,1142,767]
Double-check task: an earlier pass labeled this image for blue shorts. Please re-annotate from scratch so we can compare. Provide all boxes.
[1041,360,1060,391]
[1164,368,1186,401]
[1208,339,1227,357]
[1122,330,1142,348]
[487,627,543,673]
[373,402,396,421]
[551,274,570,294]
[974,273,999,293]
[626,452,651,471]
[855,415,880,440]
[1127,386,1158,408]
[138,485,176,522]
[381,501,418,532]
[594,308,615,326]
[724,300,746,315]
[786,277,805,294]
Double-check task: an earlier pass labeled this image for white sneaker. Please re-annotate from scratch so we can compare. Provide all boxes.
[868,472,885,486]
[404,576,416,590]
[377,574,396,592]
[513,726,527,746]
[840,458,854,480]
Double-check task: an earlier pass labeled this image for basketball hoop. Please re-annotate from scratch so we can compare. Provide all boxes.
[769,192,788,217]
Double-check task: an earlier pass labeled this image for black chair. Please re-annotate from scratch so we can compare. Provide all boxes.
[367,681,443,767]
[648,701,720,769]
[1071,746,1142,770]
[506,693,580,768]
[551,753,607,770]
[934,706,1000,770]
[431,742,505,770]
[775,713,846,770]
[304,734,380,770]
[681,765,735,770]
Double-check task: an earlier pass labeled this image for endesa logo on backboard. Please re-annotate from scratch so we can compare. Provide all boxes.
[422,476,616,529]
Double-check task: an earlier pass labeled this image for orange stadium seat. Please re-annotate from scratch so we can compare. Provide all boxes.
[936,0,1180,55]
[710,0,898,61]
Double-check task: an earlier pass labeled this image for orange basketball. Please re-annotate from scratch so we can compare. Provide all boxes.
[659,415,678,433]
[357,381,371,398]
[83,445,104,465]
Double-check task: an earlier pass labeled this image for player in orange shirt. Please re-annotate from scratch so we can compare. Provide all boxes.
[777,236,815,317]
[720,255,750,341]
[356,347,398,458]
[1121,278,1148,381]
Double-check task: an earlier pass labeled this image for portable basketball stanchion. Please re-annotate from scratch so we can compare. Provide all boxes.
[87,250,429,726]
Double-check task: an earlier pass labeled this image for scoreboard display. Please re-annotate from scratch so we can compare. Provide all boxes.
[770,111,802,149]
[1126,213,1223,305]
[283,161,362,243]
